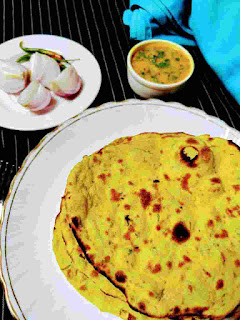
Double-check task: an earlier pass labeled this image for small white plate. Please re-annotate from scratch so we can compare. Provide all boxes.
[1,99,238,320]
[0,34,102,131]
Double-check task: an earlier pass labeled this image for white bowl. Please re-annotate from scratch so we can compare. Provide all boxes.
[127,39,195,98]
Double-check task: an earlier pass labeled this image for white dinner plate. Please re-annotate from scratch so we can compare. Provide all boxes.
[0,34,102,130]
[1,99,239,320]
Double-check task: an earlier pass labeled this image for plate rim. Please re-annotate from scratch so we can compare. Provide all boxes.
[1,98,239,320]
[0,34,102,131]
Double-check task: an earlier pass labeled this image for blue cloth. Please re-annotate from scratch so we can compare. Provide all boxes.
[123,0,240,104]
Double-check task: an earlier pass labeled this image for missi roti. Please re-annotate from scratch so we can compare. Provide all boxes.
[54,132,240,319]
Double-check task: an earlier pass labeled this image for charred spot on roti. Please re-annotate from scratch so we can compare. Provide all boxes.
[125,215,131,225]
[138,302,146,312]
[91,270,99,277]
[181,173,191,193]
[98,173,106,183]
[183,255,192,262]
[235,260,240,267]
[188,285,193,292]
[111,189,121,202]
[210,177,221,184]
[77,246,83,254]
[153,183,158,190]
[79,285,87,291]
[128,225,135,233]
[71,216,82,229]
[104,256,110,262]
[67,269,72,278]
[192,307,209,316]
[180,147,198,167]
[153,203,161,212]
[215,229,228,239]
[221,252,226,264]
[204,270,212,277]
[124,226,134,240]
[88,254,95,263]
[85,244,91,251]
[97,148,103,155]
[93,156,100,163]
[226,208,234,217]
[134,246,140,252]
[173,306,180,314]
[124,232,131,240]
[115,271,127,283]
[233,185,240,191]
[216,279,224,290]
[186,138,199,144]
[124,204,131,210]
[137,189,152,209]
[148,262,161,274]
[226,206,240,218]
[164,174,170,181]
[207,220,214,227]
[172,222,190,244]
[200,146,212,162]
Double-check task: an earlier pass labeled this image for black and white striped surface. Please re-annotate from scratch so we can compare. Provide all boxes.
[0,0,239,319]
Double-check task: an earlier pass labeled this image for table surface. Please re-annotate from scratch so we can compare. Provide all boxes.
[0,0,240,319]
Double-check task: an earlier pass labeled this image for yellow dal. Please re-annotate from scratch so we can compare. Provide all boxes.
[131,43,192,84]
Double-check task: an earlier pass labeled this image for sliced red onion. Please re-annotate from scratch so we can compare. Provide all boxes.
[18,80,52,111]
[0,59,28,94]
[48,65,82,97]
[30,52,61,88]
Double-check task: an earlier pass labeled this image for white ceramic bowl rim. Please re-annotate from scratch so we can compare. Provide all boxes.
[127,39,195,90]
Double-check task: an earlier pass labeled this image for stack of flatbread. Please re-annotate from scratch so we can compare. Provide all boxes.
[53,132,240,320]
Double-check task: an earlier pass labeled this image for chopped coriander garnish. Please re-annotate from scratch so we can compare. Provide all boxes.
[156,61,170,68]
[128,249,133,255]
[137,51,146,60]
[151,76,159,83]
[157,50,165,58]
